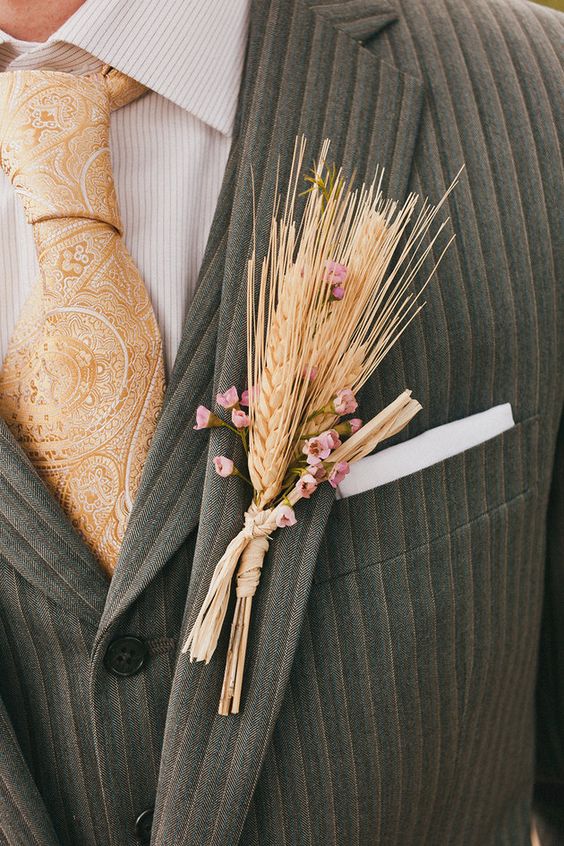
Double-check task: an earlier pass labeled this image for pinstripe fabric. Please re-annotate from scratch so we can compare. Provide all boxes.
[0,1,562,845]
[0,0,250,376]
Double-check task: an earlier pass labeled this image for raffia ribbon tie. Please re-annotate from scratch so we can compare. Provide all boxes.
[236,506,273,597]
[181,502,276,714]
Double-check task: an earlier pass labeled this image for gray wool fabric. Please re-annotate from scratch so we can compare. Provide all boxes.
[0,0,563,844]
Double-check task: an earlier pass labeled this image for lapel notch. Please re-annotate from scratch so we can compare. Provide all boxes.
[308,0,399,42]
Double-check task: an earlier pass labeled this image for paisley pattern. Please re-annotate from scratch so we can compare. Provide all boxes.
[0,68,165,576]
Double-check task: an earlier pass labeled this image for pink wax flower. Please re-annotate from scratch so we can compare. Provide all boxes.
[240,384,259,407]
[325,260,348,284]
[302,432,334,464]
[328,460,350,488]
[333,388,358,415]
[231,408,251,429]
[334,417,363,437]
[295,473,318,499]
[331,285,345,301]
[302,364,318,381]
[276,504,297,528]
[213,456,234,478]
[216,386,239,409]
[324,429,342,449]
[193,405,222,430]
[309,463,328,481]
[194,406,212,430]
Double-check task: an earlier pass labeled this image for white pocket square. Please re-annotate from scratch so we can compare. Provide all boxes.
[335,402,515,500]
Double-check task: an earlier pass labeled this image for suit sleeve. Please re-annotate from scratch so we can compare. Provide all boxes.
[0,695,61,846]
[533,408,564,844]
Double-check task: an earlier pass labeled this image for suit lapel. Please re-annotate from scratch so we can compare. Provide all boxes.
[0,418,108,626]
[152,2,425,844]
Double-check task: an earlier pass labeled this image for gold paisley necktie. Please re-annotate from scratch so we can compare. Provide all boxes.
[0,67,166,577]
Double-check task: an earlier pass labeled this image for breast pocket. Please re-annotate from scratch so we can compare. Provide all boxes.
[315,412,539,585]
[302,414,542,836]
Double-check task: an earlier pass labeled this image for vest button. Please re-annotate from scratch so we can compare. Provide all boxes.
[134,808,154,843]
[104,636,148,677]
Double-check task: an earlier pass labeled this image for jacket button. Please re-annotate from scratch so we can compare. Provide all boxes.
[134,808,154,843]
[104,636,148,677]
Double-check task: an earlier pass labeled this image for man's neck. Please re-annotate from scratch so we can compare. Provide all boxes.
[0,0,86,41]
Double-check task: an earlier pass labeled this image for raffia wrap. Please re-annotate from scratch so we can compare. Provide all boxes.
[181,390,421,715]
[181,500,296,714]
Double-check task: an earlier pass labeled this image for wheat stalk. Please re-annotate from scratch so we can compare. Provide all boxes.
[182,137,462,715]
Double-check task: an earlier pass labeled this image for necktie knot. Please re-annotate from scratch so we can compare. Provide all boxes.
[0,68,146,230]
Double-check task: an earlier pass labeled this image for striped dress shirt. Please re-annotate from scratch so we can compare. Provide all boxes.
[0,0,250,378]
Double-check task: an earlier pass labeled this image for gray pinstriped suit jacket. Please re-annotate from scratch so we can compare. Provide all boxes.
[0,0,562,844]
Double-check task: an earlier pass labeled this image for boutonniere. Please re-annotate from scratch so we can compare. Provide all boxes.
[182,138,461,715]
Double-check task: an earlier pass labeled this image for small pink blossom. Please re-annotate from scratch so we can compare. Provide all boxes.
[335,417,363,437]
[295,473,318,499]
[321,430,337,448]
[325,260,348,284]
[302,432,334,465]
[276,504,297,528]
[240,384,259,407]
[231,408,251,429]
[213,456,234,477]
[331,285,345,301]
[216,386,239,409]
[194,406,211,429]
[193,405,221,430]
[333,388,358,415]
[310,463,328,481]
[302,364,318,381]
[328,460,350,488]
[324,429,342,449]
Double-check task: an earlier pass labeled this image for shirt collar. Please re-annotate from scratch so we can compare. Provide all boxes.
[0,0,251,136]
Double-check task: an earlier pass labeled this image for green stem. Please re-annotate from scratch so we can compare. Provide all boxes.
[304,409,325,424]
[222,421,251,455]
[233,467,253,487]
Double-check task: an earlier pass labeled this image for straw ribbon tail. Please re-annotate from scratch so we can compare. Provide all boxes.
[219,505,274,715]
[181,503,274,715]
